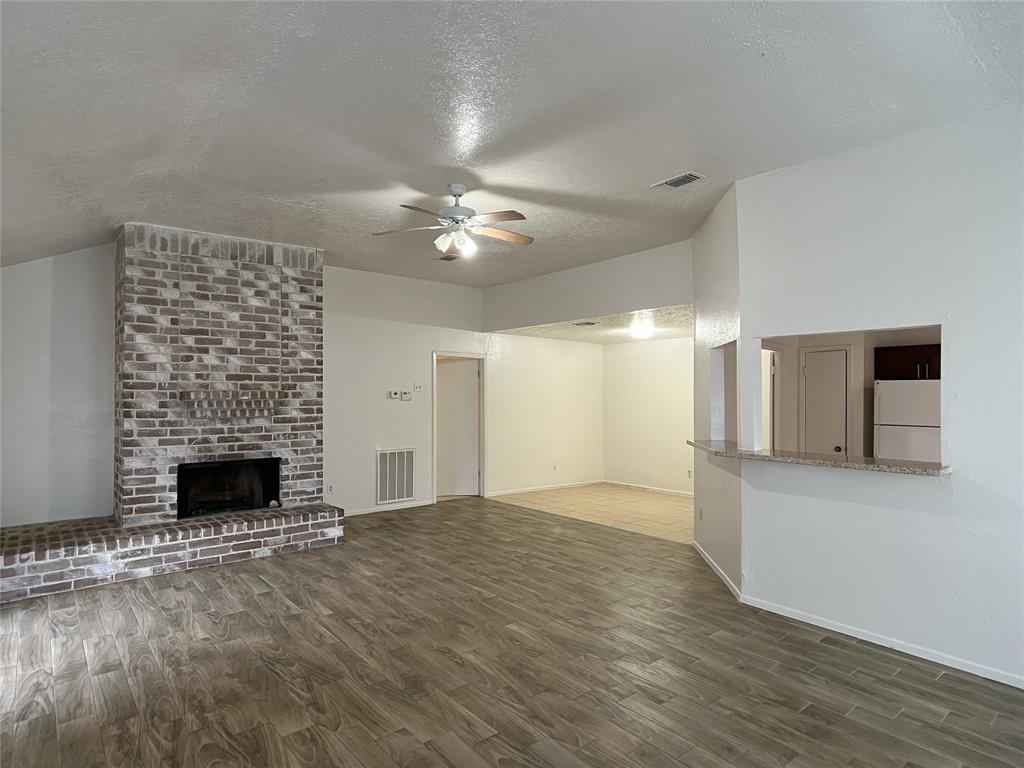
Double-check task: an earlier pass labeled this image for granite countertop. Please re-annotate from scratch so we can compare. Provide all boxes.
[687,439,950,476]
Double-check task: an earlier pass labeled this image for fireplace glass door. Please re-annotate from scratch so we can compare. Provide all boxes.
[177,457,280,519]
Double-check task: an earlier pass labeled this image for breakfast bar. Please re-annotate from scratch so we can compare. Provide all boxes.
[688,439,950,476]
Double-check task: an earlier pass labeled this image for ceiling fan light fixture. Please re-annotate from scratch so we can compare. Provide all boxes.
[379,185,533,257]
[453,229,477,257]
[433,231,454,253]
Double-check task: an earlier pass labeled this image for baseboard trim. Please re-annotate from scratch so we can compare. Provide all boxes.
[739,594,1024,690]
[604,480,693,497]
[487,480,603,497]
[344,499,430,517]
[691,540,741,599]
[690,546,1024,688]
[347,478,682,513]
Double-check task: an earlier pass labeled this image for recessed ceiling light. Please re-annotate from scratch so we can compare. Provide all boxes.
[629,311,656,339]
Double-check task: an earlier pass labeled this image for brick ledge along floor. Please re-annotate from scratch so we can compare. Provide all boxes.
[0,503,343,603]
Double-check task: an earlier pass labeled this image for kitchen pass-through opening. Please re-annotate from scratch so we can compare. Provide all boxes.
[760,324,941,462]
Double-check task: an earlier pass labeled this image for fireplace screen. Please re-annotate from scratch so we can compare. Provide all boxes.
[177,457,281,519]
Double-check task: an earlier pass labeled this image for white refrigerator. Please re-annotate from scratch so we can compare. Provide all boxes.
[873,380,941,462]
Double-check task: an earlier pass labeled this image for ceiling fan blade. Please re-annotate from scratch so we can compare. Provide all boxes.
[475,226,535,246]
[470,210,526,224]
[399,204,446,218]
[372,225,446,236]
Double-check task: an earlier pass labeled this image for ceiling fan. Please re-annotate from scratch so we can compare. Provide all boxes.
[373,183,534,259]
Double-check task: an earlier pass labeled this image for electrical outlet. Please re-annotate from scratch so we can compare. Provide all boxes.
[388,390,400,399]
[327,484,335,494]
[400,391,412,401]
[413,383,423,392]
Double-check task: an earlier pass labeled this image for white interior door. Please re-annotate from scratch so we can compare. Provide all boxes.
[802,349,847,454]
[436,358,480,496]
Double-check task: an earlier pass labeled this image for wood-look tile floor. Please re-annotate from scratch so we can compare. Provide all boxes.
[2,497,1022,768]
[498,483,695,542]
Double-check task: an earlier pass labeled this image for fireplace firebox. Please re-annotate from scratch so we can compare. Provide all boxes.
[177,457,281,519]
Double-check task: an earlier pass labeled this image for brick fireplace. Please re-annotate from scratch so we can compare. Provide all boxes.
[0,223,342,602]
[115,222,325,525]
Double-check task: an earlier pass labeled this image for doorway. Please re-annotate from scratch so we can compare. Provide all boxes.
[760,349,777,451]
[433,353,482,500]
[800,347,849,454]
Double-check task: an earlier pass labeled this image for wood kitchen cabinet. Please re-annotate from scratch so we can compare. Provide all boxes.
[874,344,940,380]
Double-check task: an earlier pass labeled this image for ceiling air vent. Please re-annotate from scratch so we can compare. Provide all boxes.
[650,171,705,189]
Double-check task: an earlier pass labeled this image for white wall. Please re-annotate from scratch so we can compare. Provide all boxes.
[483,240,693,331]
[324,266,607,513]
[690,186,743,594]
[485,334,605,495]
[1,244,115,525]
[603,338,694,494]
[436,358,480,496]
[326,265,484,331]
[323,267,489,514]
[735,106,1024,685]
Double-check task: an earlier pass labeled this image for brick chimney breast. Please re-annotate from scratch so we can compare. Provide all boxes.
[113,223,324,526]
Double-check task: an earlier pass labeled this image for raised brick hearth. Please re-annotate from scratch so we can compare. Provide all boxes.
[0,504,342,602]
[0,223,343,603]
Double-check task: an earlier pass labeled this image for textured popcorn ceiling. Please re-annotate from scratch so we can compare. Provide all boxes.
[2,2,1020,287]
[502,305,695,345]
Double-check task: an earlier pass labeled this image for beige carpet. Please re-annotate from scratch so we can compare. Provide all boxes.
[496,482,694,542]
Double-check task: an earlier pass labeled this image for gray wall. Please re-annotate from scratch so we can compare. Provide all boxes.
[1,244,114,525]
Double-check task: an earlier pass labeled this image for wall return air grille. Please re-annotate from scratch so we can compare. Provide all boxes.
[376,448,415,505]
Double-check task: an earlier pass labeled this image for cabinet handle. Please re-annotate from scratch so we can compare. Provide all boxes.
[924,363,929,379]
[916,363,921,379]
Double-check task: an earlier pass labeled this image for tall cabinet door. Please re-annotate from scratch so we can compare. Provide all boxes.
[802,349,848,454]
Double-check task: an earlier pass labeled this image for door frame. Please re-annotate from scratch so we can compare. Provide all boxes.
[761,348,779,451]
[798,344,852,454]
[432,351,486,503]
[759,339,792,450]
